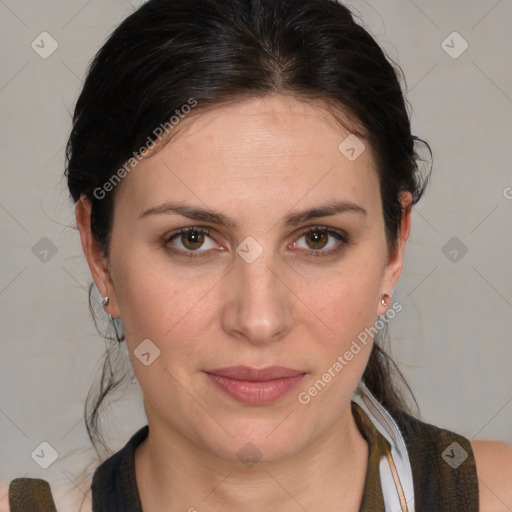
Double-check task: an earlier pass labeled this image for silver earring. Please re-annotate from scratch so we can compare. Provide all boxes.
[381,293,391,306]
[100,296,109,306]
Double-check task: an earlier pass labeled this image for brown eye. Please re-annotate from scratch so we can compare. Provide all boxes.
[165,227,217,256]
[293,226,349,258]
[304,230,329,250]
[180,229,205,250]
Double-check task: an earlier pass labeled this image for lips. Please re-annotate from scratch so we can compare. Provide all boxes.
[205,366,306,405]
[206,366,304,381]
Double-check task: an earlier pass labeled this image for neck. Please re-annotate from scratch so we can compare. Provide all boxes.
[135,402,369,512]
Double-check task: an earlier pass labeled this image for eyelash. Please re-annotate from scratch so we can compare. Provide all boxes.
[163,226,350,259]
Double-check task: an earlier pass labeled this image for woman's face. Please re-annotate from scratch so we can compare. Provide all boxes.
[80,94,410,464]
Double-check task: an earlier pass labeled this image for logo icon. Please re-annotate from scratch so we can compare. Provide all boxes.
[442,441,468,469]
[31,32,59,59]
[134,338,161,366]
[31,441,58,469]
[338,134,366,161]
[236,237,263,264]
[442,236,468,263]
[236,442,262,468]
[32,237,58,263]
[441,32,468,59]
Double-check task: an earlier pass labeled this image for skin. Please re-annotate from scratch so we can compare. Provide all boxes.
[74,92,455,511]
[472,440,512,511]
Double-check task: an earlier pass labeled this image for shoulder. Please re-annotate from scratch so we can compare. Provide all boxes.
[390,408,480,509]
[2,476,93,512]
[470,439,512,512]
[0,480,8,512]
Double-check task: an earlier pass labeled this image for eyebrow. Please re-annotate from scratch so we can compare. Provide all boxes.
[139,199,367,228]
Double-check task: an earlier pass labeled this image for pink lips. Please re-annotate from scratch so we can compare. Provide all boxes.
[205,366,305,405]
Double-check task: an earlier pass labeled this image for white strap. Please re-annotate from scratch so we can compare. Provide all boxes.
[351,382,415,512]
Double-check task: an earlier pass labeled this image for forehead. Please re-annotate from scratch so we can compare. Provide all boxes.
[114,94,381,221]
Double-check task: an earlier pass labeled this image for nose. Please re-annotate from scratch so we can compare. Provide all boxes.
[220,246,295,346]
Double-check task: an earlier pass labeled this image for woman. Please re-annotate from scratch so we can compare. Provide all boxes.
[8,0,512,510]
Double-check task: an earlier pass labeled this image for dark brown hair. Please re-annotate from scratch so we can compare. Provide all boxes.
[65,0,430,458]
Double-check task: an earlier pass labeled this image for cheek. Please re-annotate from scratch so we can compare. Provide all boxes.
[291,261,384,398]
[295,264,383,393]
[110,248,220,351]
[110,258,209,395]
[113,265,179,340]
[300,261,383,336]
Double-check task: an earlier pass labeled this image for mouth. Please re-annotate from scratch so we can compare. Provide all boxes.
[204,366,306,405]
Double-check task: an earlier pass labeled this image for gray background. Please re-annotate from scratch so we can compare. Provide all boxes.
[1,0,511,509]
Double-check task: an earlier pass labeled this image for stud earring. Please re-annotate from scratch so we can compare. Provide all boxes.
[100,296,109,306]
[381,293,391,306]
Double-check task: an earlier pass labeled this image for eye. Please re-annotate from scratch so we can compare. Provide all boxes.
[164,227,219,256]
[291,226,348,257]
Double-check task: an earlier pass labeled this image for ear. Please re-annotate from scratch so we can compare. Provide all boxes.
[377,191,413,315]
[75,196,121,318]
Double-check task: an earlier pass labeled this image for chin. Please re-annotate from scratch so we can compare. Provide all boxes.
[200,418,308,466]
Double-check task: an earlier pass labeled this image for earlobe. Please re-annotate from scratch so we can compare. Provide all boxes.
[75,196,120,318]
